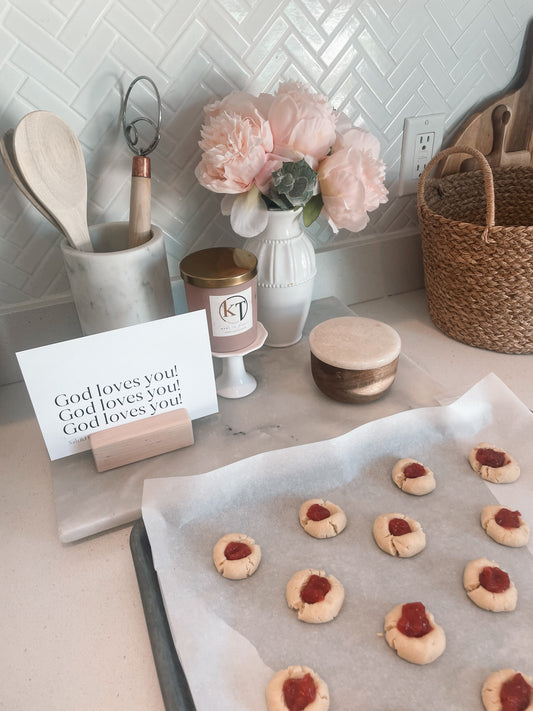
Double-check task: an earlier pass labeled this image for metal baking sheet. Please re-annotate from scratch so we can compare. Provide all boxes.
[130,519,196,711]
[139,374,533,711]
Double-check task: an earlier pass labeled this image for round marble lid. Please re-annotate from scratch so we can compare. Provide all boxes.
[309,316,401,370]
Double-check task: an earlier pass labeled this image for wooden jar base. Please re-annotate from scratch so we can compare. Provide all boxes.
[310,353,399,403]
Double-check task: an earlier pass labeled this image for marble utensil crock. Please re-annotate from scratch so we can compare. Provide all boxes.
[61,221,174,336]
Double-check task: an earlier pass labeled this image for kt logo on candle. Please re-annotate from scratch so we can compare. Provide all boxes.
[219,295,249,323]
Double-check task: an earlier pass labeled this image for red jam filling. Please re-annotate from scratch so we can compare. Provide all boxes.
[403,462,426,478]
[476,448,506,468]
[479,565,510,593]
[388,517,412,536]
[282,673,316,711]
[397,602,432,638]
[500,672,532,711]
[306,503,331,521]
[495,508,521,529]
[224,541,251,560]
[300,574,331,604]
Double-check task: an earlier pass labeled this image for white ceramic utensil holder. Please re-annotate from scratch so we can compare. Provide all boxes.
[61,221,174,336]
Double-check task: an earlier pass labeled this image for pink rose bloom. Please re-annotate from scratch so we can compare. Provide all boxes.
[267,81,337,168]
[318,127,388,232]
[195,93,273,194]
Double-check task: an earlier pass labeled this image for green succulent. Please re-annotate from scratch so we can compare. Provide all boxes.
[268,159,318,209]
[261,159,324,227]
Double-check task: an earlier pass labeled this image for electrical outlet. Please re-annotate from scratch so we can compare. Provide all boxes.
[398,114,445,195]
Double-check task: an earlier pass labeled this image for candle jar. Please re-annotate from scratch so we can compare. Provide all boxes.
[180,247,258,353]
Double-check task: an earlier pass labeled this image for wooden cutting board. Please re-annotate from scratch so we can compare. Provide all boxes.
[436,20,533,176]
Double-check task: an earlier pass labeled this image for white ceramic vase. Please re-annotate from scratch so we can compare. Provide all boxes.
[246,208,316,347]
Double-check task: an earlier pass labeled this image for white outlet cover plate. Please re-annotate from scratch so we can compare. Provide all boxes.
[398,114,445,196]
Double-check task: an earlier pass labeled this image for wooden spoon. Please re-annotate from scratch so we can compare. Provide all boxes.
[0,129,62,231]
[13,111,93,251]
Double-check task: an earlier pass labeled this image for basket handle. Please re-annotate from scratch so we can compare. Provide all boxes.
[417,145,496,239]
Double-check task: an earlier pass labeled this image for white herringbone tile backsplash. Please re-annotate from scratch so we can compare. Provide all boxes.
[0,0,531,307]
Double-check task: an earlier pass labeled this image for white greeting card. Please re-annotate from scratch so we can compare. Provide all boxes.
[17,311,218,460]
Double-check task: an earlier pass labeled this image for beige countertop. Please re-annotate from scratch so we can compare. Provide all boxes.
[354,290,533,409]
[1,289,531,711]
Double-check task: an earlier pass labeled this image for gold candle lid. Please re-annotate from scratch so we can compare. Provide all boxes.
[180,247,257,288]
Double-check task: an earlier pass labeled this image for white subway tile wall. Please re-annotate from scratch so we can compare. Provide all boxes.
[0,0,531,307]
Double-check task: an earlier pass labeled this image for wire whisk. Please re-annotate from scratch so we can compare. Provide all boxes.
[121,75,162,247]
[121,75,162,157]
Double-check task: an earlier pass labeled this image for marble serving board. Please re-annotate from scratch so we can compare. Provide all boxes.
[51,298,445,543]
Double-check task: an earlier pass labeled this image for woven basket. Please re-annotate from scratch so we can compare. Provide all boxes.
[417,145,533,354]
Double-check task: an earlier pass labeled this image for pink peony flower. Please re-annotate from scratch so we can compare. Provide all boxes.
[203,91,270,133]
[266,81,337,169]
[195,92,273,194]
[318,127,388,232]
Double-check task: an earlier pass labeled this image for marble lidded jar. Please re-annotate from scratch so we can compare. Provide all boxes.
[180,247,258,353]
[309,316,401,403]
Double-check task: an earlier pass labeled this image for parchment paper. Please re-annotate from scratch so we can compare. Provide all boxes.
[142,373,533,711]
